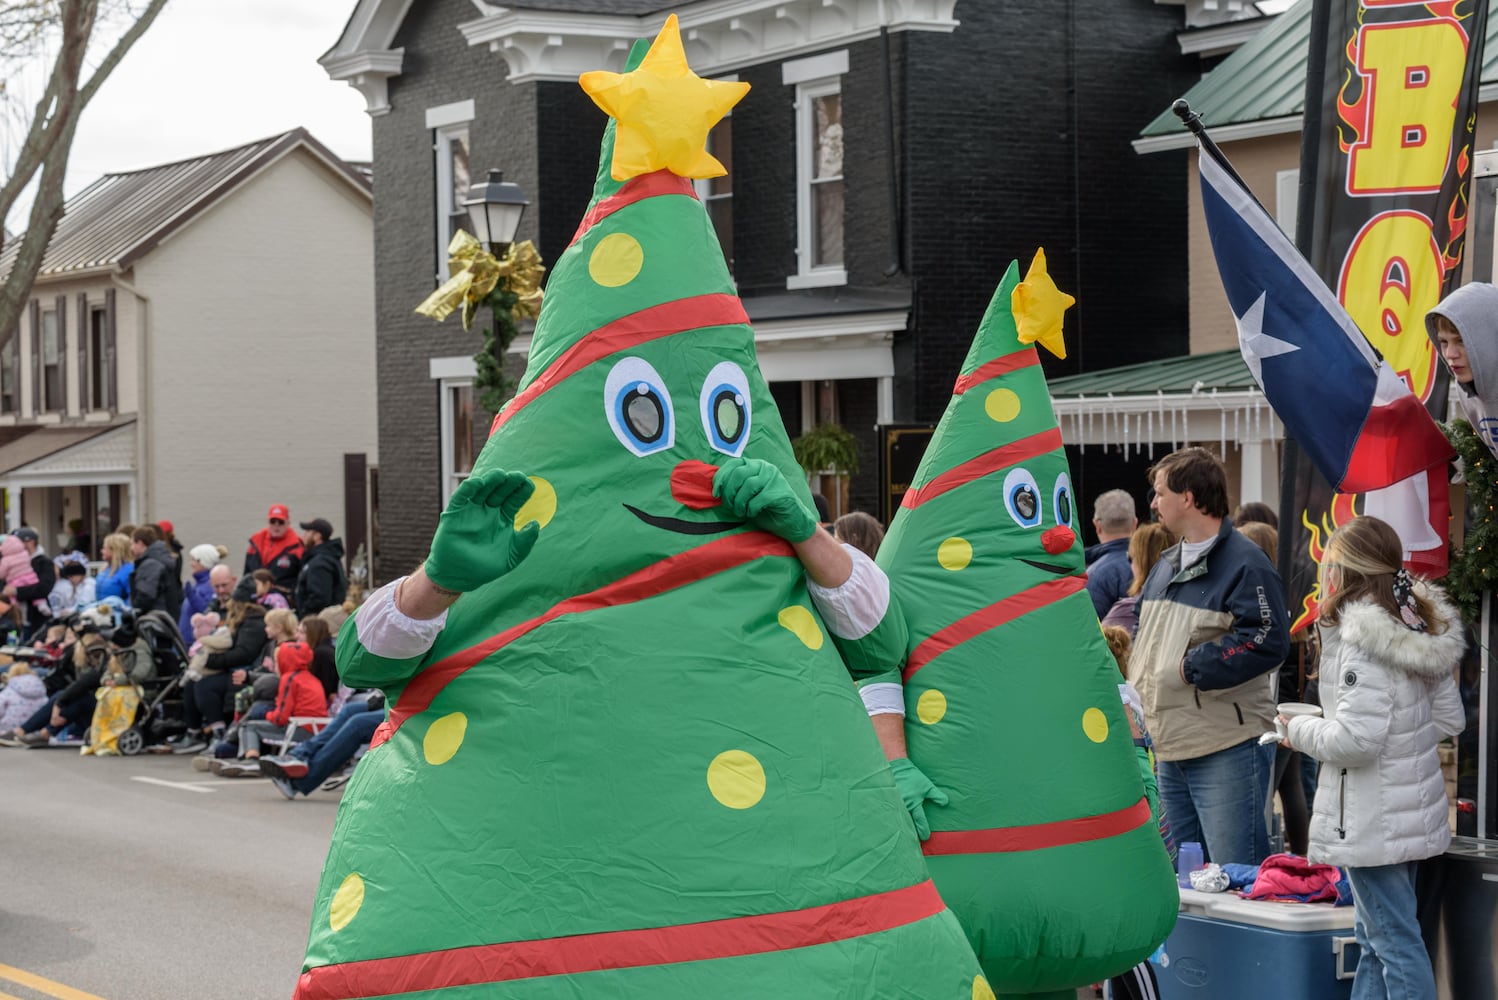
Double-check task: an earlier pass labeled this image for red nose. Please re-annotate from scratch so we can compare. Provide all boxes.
[1041,525,1075,556]
[671,460,721,509]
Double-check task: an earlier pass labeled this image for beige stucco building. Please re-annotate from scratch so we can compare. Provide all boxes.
[0,129,378,569]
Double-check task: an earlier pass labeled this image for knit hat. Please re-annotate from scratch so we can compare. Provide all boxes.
[189,543,221,569]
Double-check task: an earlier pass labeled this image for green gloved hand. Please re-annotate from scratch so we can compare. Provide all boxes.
[888,757,949,842]
[423,470,541,593]
[712,457,818,542]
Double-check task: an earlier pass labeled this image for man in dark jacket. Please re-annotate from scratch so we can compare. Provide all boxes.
[6,527,55,641]
[295,518,347,617]
[245,503,304,601]
[1083,489,1136,618]
[130,526,183,619]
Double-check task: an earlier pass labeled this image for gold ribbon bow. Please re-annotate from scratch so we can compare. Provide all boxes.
[415,231,546,331]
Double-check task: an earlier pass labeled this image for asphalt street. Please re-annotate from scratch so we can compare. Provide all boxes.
[2,746,340,999]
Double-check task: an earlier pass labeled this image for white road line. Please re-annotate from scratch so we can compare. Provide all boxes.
[130,775,214,793]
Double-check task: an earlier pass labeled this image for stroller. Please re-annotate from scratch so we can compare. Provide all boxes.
[111,609,191,756]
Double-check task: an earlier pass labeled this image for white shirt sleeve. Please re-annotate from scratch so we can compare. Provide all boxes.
[353,577,448,660]
[805,544,890,641]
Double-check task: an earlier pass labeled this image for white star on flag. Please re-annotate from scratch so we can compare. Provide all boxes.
[1234,291,1299,387]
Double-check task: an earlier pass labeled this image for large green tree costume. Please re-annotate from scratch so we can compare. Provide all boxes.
[876,257,1178,997]
[294,19,990,999]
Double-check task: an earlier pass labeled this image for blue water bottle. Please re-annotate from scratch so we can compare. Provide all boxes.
[1177,841,1203,888]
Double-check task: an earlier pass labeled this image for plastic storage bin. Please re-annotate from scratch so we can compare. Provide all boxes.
[1157,888,1359,1000]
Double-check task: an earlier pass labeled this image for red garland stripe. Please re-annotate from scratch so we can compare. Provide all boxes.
[569,171,697,247]
[903,575,1085,681]
[900,427,1064,510]
[293,880,945,999]
[951,348,1039,395]
[371,532,792,747]
[922,797,1152,857]
[489,293,749,437]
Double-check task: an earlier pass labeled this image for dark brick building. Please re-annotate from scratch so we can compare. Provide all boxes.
[324,0,1199,577]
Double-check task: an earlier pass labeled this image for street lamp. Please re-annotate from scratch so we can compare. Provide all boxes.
[464,169,529,255]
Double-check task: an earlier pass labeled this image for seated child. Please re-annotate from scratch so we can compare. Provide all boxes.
[210,640,327,776]
[1427,281,1498,456]
[0,662,48,731]
[48,557,96,616]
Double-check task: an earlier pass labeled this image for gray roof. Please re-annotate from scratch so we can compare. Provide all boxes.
[1,128,370,281]
[499,1,676,12]
[1047,348,1254,396]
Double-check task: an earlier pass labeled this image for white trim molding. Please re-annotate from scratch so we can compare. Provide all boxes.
[429,355,478,380]
[457,0,959,84]
[320,49,406,116]
[425,100,476,130]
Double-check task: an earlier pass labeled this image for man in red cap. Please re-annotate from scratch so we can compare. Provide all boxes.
[245,503,303,602]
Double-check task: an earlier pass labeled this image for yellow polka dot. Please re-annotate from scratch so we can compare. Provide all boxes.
[984,388,1021,422]
[916,689,948,725]
[423,712,467,765]
[329,873,365,932]
[938,537,972,570]
[1082,707,1109,744]
[777,605,823,650]
[514,476,557,530]
[707,750,766,809]
[589,233,644,287]
[972,974,996,1000]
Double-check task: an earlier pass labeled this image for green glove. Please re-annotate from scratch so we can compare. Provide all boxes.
[712,458,818,542]
[423,470,540,593]
[888,757,949,842]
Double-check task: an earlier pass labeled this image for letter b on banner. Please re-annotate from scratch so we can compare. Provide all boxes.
[1349,20,1466,195]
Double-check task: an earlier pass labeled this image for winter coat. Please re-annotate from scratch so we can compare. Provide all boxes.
[310,638,338,697]
[47,576,96,616]
[245,529,303,594]
[0,672,47,730]
[1290,583,1466,869]
[94,562,133,602]
[1084,537,1132,618]
[178,568,215,638]
[14,548,55,620]
[203,603,268,676]
[1130,517,1291,762]
[131,541,182,618]
[295,538,347,617]
[265,641,329,726]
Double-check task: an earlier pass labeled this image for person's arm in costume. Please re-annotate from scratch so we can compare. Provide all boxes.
[337,471,538,689]
[714,457,945,839]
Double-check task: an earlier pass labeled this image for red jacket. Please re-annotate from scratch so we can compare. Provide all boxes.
[245,528,304,592]
[266,641,328,726]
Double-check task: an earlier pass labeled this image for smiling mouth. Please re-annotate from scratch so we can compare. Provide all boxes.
[1020,558,1073,575]
[623,504,745,535]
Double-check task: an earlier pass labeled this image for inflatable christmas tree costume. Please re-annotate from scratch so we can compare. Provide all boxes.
[876,256,1178,998]
[294,19,991,999]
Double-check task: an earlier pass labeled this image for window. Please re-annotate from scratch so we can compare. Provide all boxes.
[1275,168,1299,238]
[784,51,849,289]
[694,81,736,275]
[40,309,62,413]
[440,378,476,507]
[89,306,114,410]
[428,100,477,284]
[0,327,16,414]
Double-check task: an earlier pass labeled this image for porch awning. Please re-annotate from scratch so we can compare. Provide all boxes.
[0,421,136,479]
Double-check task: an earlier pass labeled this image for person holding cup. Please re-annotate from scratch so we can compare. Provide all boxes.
[1282,515,1465,1000]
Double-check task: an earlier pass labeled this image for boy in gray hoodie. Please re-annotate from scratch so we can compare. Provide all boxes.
[1427,282,1498,456]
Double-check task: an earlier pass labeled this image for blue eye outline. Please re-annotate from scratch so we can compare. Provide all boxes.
[1053,473,1074,529]
[604,356,674,456]
[700,361,752,457]
[1002,468,1043,529]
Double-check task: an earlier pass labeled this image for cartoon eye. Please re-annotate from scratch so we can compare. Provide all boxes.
[700,361,752,457]
[604,356,674,456]
[1053,474,1074,528]
[1002,468,1042,528]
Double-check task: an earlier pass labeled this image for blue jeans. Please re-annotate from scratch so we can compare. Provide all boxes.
[290,698,380,762]
[1157,737,1274,865]
[1347,863,1437,1000]
[292,709,382,795]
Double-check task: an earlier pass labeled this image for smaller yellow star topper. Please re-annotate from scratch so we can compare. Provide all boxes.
[579,14,750,181]
[1011,247,1075,359]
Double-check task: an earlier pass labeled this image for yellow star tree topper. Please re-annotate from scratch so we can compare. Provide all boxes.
[579,14,749,181]
[1011,247,1076,359]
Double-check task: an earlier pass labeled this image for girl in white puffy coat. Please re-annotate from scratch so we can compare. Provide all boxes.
[1284,515,1465,1000]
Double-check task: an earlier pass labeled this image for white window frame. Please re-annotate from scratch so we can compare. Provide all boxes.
[1275,168,1299,237]
[785,51,848,290]
[428,100,476,285]
[693,74,738,278]
[431,355,479,507]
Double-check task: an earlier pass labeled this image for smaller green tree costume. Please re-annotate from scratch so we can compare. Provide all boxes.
[294,19,990,1000]
[876,256,1178,997]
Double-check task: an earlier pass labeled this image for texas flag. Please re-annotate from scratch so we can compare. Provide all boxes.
[1197,151,1454,494]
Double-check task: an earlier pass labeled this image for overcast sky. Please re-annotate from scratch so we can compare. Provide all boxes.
[6,0,371,229]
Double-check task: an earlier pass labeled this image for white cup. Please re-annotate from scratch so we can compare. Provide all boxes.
[1276,701,1322,740]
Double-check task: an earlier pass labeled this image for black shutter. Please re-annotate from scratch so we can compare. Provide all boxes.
[28,298,39,416]
[104,288,116,411]
[77,293,89,414]
[54,293,66,414]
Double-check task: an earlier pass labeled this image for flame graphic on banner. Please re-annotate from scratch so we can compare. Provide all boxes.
[1444,139,1472,273]
[1292,492,1361,633]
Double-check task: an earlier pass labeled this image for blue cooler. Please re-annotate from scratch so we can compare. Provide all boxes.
[1157,888,1359,1000]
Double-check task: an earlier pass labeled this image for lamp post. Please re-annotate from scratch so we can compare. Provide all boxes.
[463,170,532,411]
[464,169,529,256]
